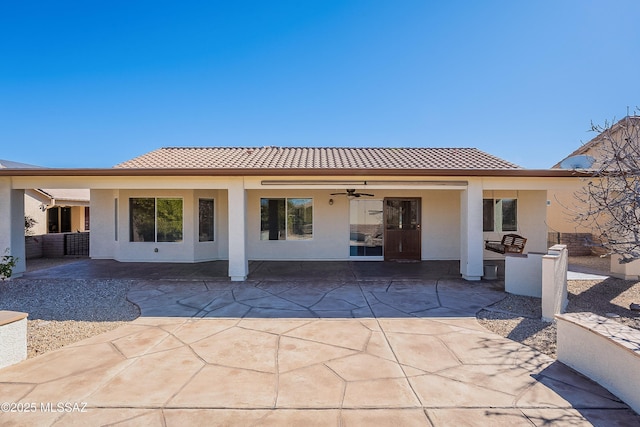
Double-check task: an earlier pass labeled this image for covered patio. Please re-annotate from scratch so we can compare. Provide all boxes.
[22,258,470,281]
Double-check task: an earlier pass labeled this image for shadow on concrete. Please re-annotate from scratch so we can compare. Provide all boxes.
[530,362,640,425]
[22,259,464,281]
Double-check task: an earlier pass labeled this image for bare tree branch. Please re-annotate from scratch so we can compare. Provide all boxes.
[575,113,640,264]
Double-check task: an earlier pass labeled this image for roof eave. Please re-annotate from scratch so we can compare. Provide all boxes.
[0,167,591,178]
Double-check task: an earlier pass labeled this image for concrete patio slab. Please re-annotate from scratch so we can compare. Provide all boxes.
[2,260,639,425]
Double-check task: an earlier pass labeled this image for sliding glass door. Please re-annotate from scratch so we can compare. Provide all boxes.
[349,199,384,258]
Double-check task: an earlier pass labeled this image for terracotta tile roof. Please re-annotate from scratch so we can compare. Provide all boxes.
[115,147,521,170]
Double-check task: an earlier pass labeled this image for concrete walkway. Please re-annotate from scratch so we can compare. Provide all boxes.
[1,262,639,425]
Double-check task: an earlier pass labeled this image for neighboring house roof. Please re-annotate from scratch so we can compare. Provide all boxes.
[553,116,640,169]
[26,188,90,207]
[114,147,523,170]
[39,189,90,203]
[0,159,43,169]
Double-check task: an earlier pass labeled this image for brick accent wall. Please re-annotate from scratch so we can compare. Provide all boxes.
[25,236,43,259]
[25,233,90,259]
[42,233,65,258]
[547,232,597,256]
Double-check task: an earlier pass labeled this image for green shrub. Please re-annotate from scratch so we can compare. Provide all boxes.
[0,249,18,280]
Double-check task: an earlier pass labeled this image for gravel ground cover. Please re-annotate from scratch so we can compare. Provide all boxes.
[478,256,640,358]
[2,261,139,358]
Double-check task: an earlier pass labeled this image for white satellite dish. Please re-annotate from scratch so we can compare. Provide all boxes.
[559,155,595,169]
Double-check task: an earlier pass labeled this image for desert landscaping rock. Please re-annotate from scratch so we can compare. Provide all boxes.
[479,256,640,358]
[0,276,139,358]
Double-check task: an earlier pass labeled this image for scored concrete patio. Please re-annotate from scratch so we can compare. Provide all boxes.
[1,260,639,426]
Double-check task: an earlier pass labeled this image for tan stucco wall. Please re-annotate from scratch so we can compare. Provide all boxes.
[546,186,592,234]
[23,195,47,235]
[71,206,86,232]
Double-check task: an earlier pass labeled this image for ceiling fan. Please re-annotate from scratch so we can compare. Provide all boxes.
[330,189,375,198]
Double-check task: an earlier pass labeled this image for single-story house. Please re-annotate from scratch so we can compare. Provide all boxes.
[0,147,584,281]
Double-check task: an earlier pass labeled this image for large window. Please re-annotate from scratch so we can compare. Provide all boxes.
[260,198,313,240]
[483,198,517,232]
[130,198,183,242]
[199,199,214,242]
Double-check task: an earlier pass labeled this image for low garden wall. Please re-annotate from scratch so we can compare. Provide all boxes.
[556,312,640,414]
[0,311,28,370]
[25,232,90,259]
[547,232,595,256]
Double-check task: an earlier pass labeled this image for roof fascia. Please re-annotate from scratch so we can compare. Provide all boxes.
[0,168,591,178]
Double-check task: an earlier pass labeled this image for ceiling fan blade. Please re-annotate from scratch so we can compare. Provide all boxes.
[330,192,348,196]
[359,193,375,197]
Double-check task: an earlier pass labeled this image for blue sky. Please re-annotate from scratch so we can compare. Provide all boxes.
[2,1,639,169]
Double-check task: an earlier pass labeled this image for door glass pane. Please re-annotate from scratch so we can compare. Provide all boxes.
[385,199,418,230]
[385,199,401,230]
[350,199,383,256]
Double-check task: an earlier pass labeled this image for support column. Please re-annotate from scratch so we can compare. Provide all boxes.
[460,180,483,280]
[227,179,248,281]
[0,178,26,278]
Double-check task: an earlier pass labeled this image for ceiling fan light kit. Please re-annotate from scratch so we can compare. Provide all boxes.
[329,189,375,199]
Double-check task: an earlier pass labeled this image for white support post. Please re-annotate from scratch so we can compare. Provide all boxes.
[542,244,568,321]
[227,179,248,281]
[460,180,483,280]
[0,179,26,278]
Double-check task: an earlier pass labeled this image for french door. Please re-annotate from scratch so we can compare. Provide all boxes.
[384,198,421,260]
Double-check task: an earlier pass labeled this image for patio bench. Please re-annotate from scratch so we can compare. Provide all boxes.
[485,234,527,254]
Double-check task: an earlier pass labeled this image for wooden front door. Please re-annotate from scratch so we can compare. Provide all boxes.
[384,198,421,260]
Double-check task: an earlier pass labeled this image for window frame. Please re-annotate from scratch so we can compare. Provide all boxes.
[198,198,215,242]
[483,198,517,233]
[260,197,313,241]
[129,197,184,243]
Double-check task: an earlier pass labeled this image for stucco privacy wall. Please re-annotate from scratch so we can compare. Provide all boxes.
[23,193,47,235]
